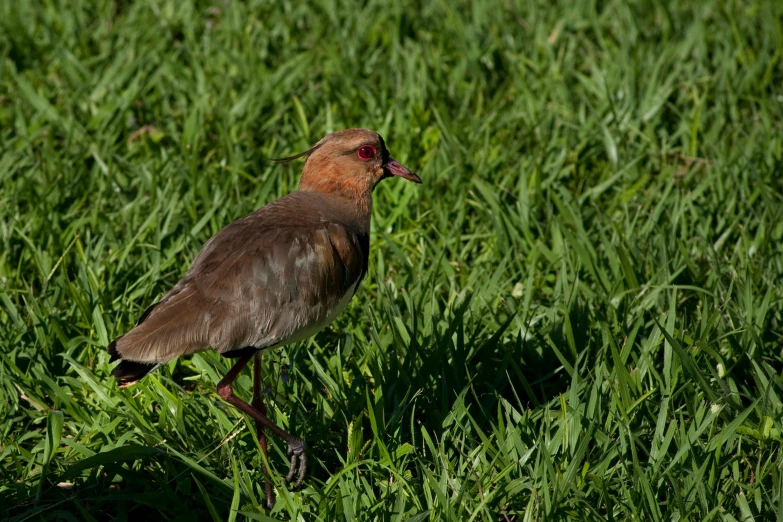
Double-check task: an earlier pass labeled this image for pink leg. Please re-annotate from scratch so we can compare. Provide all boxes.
[216,353,307,494]
[251,352,274,508]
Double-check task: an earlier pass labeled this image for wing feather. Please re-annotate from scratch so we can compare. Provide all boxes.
[110,193,368,364]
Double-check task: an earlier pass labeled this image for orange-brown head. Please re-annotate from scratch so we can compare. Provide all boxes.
[275,129,420,211]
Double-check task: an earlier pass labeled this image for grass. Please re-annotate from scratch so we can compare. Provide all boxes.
[2,0,783,520]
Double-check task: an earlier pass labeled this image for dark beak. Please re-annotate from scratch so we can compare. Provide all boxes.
[384,158,422,183]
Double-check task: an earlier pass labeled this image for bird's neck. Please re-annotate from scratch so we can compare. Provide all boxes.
[299,167,374,223]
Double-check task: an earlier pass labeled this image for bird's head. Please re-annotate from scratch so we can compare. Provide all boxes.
[276,129,420,204]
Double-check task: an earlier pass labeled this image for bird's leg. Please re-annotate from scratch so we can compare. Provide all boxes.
[217,352,308,489]
[251,352,274,508]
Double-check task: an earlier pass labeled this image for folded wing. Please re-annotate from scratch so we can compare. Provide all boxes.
[109,197,367,373]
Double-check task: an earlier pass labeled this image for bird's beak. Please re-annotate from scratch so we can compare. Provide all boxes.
[384,158,422,183]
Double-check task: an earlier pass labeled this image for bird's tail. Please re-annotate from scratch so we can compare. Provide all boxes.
[108,336,159,387]
[106,284,211,386]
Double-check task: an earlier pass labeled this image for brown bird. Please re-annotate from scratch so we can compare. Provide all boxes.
[107,128,421,507]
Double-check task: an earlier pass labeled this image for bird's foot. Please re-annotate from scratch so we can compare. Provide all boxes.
[284,438,307,488]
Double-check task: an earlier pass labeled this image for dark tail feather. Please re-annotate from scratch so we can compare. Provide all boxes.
[111,358,158,387]
[107,300,164,386]
[108,337,157,387]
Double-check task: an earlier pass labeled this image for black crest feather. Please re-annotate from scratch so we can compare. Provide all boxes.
[271,141,324,163]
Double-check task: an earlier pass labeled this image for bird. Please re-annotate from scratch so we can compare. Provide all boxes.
[106,128,421,508]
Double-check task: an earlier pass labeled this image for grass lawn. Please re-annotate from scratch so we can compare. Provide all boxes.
[2,0,783,520]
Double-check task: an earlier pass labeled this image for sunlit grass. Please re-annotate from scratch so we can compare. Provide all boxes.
[2,0,783,520]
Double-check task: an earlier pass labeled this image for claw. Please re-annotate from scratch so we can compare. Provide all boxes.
[284,439,307,487]
[294,451,307,488]
[285,450,298,483]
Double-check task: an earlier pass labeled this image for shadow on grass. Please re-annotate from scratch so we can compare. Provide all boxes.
[286,298,589,501]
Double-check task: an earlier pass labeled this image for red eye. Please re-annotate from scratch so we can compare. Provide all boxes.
[357,145,376,161]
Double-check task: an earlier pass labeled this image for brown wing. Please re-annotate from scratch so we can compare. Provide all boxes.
[109,193,368,365]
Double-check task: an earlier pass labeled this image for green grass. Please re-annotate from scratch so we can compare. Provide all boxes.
[2,0,783,520]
